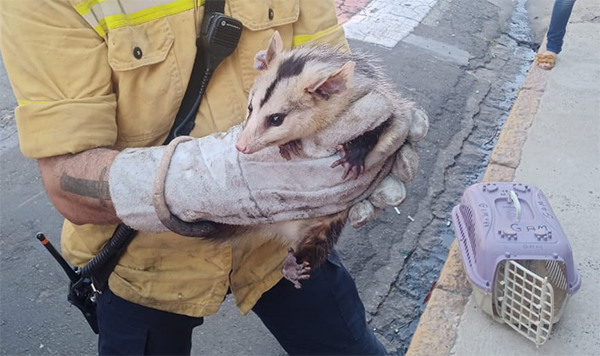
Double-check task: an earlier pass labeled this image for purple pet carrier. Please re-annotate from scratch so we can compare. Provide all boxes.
[452,182,581,347]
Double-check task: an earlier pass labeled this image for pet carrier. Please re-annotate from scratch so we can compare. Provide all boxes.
[452,182,581,347]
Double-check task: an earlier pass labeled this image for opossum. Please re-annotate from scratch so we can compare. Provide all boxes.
[206,32,421,288]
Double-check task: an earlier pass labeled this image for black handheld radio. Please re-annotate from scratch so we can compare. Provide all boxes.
[168,6,242,141]
[36,0,242,334]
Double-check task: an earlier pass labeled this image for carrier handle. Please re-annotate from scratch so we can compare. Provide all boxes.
[508,190,521,222]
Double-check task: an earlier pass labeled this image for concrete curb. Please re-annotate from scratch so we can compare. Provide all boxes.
[405,51,550,356]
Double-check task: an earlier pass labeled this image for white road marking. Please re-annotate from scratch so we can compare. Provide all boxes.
[403,34,472,65]
[343,0,439,48]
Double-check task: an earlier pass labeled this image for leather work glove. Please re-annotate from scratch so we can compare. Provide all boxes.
[108,108,428,235]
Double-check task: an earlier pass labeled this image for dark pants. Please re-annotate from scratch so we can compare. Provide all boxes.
[546,0,577,54]
[96,251,386,355]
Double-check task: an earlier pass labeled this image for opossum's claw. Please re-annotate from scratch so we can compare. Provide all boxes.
[351,165,365,180]
[332,144,366,180]
[330,145,347,169]
[342,165,353,180]
[282,247,311,289]
[278,140,303,161]
[279,146,292,161]
[342,164,364,180]
[296,140,303,153]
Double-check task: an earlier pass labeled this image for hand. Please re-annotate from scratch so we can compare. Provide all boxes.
[347,108,429,228]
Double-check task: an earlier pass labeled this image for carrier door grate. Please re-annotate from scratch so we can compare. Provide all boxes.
[494,260,554,347]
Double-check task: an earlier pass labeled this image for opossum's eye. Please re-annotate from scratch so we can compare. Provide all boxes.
[267,113,286,127]
[247,103,253,114]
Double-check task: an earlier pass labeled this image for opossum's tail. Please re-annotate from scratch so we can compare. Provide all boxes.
[197,223,255,242]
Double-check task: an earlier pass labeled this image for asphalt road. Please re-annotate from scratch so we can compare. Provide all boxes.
[0,0,542,355]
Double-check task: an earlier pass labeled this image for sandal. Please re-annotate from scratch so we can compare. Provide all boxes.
[536,52,556,70]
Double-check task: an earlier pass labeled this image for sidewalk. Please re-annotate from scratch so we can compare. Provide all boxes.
[407,1,600,355]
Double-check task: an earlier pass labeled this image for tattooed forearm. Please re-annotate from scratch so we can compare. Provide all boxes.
[37,148,120,225]
[59,167,111,207]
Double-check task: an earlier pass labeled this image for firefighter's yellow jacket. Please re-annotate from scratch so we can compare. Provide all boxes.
[0,0,349,317]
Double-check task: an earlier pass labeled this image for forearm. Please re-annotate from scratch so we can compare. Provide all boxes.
[38,148,121,225]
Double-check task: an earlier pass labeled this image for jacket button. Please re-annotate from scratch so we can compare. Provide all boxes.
[133,47,143,59]
[268,8,274,20]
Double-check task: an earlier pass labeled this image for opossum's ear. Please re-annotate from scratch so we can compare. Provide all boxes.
[254,31,284,70]
[306,61,355,100]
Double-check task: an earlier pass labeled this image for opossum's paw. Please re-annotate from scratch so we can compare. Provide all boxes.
[282,247,311,289]
[330,144,367,180]
[278,140,303,161]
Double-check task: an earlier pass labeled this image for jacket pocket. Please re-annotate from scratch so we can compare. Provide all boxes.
[229,0,299,31]
[229,0,300,92]
[106,17,174,71]
[105,18,184,147]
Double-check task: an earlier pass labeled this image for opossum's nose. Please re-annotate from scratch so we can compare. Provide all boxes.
[236,143,249,154]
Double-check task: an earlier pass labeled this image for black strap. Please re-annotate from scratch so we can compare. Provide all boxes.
[204,0,225,14]
[163,0,226,143]
[82,0,228,291]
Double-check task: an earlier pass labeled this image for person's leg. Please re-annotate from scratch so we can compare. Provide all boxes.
[96,286,204,356]
[538,0,577,69]
[546,0,577,54]
[253,250,387,355]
